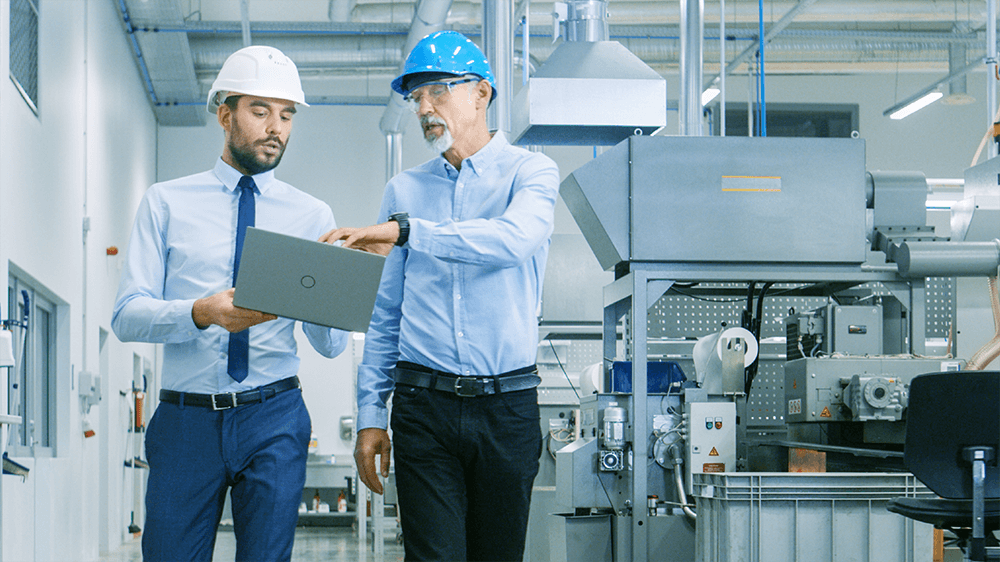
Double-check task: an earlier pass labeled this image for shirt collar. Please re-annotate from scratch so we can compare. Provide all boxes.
[464,131,507,176]
[213,158,276,195]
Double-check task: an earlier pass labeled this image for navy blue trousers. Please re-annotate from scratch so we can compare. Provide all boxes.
[391,384,542,562]
[142,387,311,562]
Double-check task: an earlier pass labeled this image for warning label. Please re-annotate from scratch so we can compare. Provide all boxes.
[709,447,719,456]
[788,398,802,415]
[703,463,726,473]
[820,406,832,418]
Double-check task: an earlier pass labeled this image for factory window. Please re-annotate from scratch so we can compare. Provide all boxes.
[711,103,859,138]
[7,268,62,457]
[9,0,40,114]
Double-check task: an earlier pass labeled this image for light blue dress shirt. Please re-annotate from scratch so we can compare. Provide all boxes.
[112,158,348,394]
[357,132,560,430]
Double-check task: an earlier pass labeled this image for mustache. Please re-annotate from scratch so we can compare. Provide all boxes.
[420,115,446,128]
[258,136,285,149]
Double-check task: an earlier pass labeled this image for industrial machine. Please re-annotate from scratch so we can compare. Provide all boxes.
[545,134,1000,562]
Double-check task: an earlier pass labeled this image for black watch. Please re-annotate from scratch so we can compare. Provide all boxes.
[388,212,410,247]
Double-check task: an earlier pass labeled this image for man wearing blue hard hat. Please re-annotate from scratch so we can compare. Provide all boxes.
[322,30,560,561]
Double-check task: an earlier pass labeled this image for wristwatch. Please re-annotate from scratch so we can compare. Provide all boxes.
[388,212,410,247]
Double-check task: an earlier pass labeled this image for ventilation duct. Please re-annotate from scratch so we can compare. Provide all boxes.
[510,1,666,146]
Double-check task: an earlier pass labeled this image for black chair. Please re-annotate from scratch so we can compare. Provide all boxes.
[887,371,1000,561]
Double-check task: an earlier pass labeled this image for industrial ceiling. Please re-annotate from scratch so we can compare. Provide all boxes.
[115,0,997,126]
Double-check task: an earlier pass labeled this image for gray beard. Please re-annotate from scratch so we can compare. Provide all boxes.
[428,126,454,154]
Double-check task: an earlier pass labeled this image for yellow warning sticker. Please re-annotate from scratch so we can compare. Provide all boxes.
[709,447,720,456]
[820,406,832,418]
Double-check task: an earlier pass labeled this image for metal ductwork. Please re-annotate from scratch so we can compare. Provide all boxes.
[510,1,666,146]
[119,0,206,126]
[378,0,454,136]
[118,0,997,127]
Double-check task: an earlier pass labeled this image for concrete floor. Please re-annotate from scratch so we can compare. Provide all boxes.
[98,527,405,562]
[95,524,976,561]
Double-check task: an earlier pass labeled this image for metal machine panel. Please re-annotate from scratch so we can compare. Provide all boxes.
[784,357,963,423]
[560,137,868,268]
[868,171,929,229]
[629,136,867,263]
[829,305,882,355]
[558,141,631,270]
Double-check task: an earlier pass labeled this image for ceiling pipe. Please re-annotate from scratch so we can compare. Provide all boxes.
[379,0,455,179]
[679,0,704,136]
[703,0,817,90]
[483,0,513,135]
[183,32,971,79]
[944,42,974,104]
[987,0,997,159]
[240,0,251,46]
[348,0,991,26]
[328,0,356,22]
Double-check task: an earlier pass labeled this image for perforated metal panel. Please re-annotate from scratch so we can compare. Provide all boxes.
[9,0,39,114]
[538,279,955,426]
[644,281,955,427]
[925,277,956,337]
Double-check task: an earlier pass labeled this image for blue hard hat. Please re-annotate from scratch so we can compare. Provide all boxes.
[391,31,497,102]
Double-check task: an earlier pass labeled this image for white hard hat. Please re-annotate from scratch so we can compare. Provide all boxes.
[206,45,308,114]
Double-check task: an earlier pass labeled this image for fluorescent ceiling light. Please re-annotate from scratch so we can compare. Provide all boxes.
[701,87,720,106]
[887,91,944,120]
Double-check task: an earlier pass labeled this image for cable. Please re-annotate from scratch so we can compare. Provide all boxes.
[547,340,581,401]
[668,284,803,304]
[595,471,618,513]
[667,287,746,304]
[744,282,774,396]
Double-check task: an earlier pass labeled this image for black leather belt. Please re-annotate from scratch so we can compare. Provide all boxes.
[394,361,540,397]
[159,376,301,410]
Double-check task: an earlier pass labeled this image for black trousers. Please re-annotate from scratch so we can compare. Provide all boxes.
[390,383,542,562]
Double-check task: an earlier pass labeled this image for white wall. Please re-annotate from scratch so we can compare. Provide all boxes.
[0,0,157,560]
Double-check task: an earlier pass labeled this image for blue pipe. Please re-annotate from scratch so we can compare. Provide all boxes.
[145,27,409,36]
[758,0,766,136]
[153,101,392,107]
[117,0,158,104]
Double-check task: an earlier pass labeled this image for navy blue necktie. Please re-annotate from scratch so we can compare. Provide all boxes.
[227,175,256,382]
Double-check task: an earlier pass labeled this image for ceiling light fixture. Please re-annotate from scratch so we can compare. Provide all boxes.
[886,91,944,120]
[883,59,978,120]
[701,87,721,106]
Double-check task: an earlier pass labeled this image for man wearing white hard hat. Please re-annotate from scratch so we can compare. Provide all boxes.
[113,46,348,561]
[322,31,560,561]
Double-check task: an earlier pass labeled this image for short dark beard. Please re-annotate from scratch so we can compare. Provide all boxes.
[227,111,286,175]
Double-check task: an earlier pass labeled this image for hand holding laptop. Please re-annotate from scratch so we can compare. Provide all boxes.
[193,287,277,332]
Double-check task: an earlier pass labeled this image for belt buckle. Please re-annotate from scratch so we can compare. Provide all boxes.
[211,392,238,410]
[453,377,481,397]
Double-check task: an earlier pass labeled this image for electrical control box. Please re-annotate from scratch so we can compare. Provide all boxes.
[686,401,736,493]
[786,304,883,360]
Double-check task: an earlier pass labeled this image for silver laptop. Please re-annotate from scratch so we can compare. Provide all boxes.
[233,227,386,332]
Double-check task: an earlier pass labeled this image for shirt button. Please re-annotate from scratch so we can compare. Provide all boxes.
[458,332,464,338]
[456,294,462,300]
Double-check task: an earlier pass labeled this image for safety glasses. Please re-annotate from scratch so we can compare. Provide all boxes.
[403,77,479,113]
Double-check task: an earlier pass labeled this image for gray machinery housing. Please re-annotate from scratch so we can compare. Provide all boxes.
[560,136,866,270]
[552,134,998,562]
